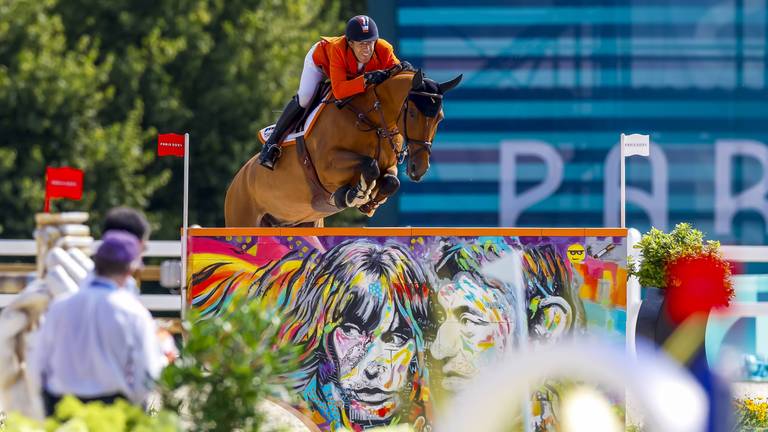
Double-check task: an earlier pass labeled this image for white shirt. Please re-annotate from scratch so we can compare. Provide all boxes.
[80,272,141,297]
[30,276,164,404]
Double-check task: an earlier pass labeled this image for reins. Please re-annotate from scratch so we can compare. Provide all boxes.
[337,87,406,164]
[334,71,439,165]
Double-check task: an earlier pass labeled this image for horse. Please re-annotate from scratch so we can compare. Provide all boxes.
[224,64,462,227]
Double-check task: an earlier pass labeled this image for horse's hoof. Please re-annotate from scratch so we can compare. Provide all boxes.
[358,202,379,217]
[359,207,376,217]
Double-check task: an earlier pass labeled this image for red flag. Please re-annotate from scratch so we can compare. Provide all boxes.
[45,166,83,211]
[158,133,186,157]
[46,167,83,199]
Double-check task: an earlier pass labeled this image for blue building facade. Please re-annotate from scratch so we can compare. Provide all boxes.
[375,0,768,245]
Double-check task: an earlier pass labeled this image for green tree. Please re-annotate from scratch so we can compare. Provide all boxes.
[54,0,365,236]
[0,0,167,236]
[0,0,365,238]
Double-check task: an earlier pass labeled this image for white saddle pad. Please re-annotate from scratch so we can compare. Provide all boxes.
[257,96,329,145]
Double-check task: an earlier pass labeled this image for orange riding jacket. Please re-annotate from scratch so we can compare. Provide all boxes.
[312,36,399,100]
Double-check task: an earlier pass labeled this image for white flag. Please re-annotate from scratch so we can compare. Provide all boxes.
[621,133,650,157]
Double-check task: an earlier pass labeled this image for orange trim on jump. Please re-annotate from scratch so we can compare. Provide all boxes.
[188,227,627,237]
[280,227,411,237]
[541,228,586,236]
[585,228,628,237]
[410,227,544,237]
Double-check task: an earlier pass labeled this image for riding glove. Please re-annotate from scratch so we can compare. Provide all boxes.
[364,70,388,85]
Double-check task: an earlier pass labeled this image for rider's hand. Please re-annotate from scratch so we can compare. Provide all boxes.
[399,61,414,71]
[364,70,388,86]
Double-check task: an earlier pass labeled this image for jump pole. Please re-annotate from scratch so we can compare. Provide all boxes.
[181,133,190,320]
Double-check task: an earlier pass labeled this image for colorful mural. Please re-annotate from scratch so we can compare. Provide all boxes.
[187,228,627,431]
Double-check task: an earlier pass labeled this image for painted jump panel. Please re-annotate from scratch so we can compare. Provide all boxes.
[186,228,628,431]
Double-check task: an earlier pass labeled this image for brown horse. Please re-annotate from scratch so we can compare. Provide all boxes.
[225,65,461,227]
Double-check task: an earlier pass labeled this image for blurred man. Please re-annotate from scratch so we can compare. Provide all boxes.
[102,207,177,363]
[102,206,150,297]
[103,206,151,245]
[30,230,164,415]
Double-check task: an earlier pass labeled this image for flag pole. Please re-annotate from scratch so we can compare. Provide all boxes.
[44,170,50,212]
[181,133,190,320]
[620,133,626,228]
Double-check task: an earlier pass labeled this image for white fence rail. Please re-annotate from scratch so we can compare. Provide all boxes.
[0,239,182,311]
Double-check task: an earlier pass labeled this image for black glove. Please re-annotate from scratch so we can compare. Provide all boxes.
[364,70,388,86]
[399,60,414,71]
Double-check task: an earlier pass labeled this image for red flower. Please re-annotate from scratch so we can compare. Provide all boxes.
[665,253,734,324]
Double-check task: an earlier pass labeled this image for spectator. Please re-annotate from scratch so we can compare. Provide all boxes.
[30,230,164,416]
[102,206,178,365]
[102,207,151,297]
[103,206,151,244]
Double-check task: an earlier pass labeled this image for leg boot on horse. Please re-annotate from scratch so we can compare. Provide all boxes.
[359,170,400,216]
[259,95,306,170]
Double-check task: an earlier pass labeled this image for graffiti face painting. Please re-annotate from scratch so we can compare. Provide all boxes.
[332,274,417,422]
[426,238,522,394]
[431,271,513,391]
[251,239,433,430]
[188,231,628,431]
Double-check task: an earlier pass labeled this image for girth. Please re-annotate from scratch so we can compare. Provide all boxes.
[295,135,341,213]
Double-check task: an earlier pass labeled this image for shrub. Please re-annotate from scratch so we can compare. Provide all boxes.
[3,396,178,432]
[159,297,301,432]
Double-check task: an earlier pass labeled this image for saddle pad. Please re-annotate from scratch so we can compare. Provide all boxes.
[257,95,330,146]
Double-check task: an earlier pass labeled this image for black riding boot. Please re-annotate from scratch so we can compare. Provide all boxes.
[259,96,305,170]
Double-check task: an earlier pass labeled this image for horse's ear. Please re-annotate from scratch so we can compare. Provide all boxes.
[411,70,424,90]
[438,74,463,93]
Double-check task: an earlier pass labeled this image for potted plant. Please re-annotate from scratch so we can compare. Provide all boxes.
[629,223,734,345]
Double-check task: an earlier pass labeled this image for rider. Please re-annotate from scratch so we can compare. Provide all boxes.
[259,15,401,170]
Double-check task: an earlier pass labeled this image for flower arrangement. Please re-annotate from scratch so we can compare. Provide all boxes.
[629,223,734,323]
[734,397,768,430]
[629,223,729,290]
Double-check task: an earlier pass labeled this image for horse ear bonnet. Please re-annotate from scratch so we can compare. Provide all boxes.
[409,77,442,117]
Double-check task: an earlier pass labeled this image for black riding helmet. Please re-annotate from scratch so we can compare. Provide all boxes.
[345,15,379,42]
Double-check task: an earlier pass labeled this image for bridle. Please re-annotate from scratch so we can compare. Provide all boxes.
[337,71,441,166]
[403,90,441,162]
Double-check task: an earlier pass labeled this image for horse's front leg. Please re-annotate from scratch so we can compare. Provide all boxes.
[359,165,400,217]
[330,156,380,209]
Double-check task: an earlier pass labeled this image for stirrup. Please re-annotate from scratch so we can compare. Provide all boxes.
[259,144,282,170]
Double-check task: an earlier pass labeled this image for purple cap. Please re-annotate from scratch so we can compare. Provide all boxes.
[96,230,141,265]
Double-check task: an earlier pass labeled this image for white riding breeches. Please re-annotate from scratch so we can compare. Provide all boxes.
[297,42,326,108]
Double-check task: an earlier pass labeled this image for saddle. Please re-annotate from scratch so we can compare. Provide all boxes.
[256,82,341,213]
[256,81,332,147]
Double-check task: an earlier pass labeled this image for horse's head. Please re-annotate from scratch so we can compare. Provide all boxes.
[402,69,462,182]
